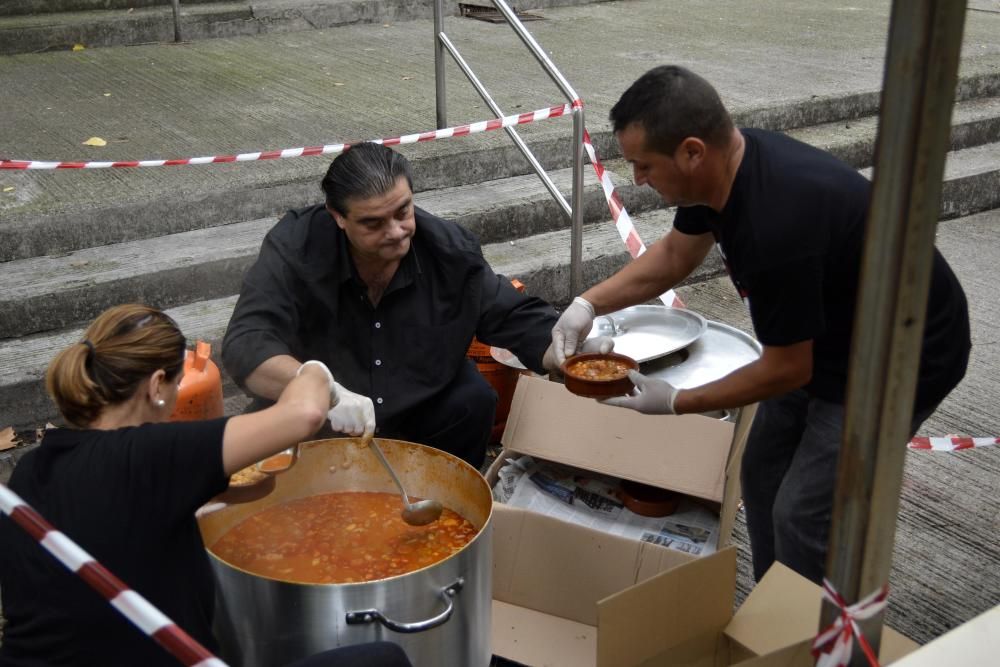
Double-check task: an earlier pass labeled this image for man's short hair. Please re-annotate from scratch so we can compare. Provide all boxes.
[609,65,734,155]
[322,143,414,216]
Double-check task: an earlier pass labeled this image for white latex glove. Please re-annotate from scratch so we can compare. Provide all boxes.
[600,370,680,415]
[297,360,335,391]
[328,381,376,437]
[551,296,596,366]
[579,335,615,355]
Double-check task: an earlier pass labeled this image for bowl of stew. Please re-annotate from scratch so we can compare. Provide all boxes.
[560,351,639,398]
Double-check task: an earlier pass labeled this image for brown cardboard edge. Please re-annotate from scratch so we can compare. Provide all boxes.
[726,561,919,663]
[596,546,738,667]
[500,375,735,502]
[717,402,756,548]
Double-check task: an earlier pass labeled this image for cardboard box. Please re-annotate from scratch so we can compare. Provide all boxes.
[487,374,757,551]
[490,504,918,667]
[890,605,999,666]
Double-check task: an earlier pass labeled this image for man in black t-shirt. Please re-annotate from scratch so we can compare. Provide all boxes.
[551,66,971,584]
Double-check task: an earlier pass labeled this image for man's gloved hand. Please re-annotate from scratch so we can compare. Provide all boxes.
[579,335,615,355]
[328,381,376,437]
[600,371,680,415]
[552,296,596,366]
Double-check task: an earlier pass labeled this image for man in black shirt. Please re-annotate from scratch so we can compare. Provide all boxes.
[223,143,568,468]
[551,66,971,584]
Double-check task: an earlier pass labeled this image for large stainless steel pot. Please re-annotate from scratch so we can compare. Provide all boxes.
[197,438,493,667]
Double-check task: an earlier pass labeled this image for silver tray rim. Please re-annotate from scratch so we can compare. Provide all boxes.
[586,304,708,363]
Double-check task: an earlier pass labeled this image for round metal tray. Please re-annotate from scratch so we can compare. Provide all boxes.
[641,321,762,389]
[586,305,708,363]
[490,305,710,370]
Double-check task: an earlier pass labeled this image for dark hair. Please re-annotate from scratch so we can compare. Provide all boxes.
[321,143,414,216]
[609,65,734,155]
[46,304,187,427]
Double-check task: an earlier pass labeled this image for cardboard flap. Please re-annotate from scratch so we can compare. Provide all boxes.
[731,640,814,667]
[492,599,597,667]
[492,505,694,626]
[892,605,999,666]
[502,375,734,502]
[596,546,737,667]
[726,562,918,663]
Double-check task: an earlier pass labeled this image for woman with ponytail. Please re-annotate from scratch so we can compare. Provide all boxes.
[0,304,409,667]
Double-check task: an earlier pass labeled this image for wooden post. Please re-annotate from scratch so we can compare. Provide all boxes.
[821,0,967,663]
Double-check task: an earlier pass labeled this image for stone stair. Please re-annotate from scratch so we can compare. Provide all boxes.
[0,0,604,55]
[1,0,999,433]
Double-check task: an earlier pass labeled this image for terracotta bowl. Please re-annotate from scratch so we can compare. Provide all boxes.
[560,352,639,398]
[620,480,679,517]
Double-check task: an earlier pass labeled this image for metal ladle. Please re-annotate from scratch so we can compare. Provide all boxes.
[364,435,443,526]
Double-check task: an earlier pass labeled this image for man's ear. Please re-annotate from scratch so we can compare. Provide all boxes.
[325,204,348,230]
[676,137,707,173]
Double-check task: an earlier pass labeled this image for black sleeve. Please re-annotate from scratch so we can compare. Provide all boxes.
[672,205,715,236]
[745,256,826,346]
[128,419,230,522]
[473,259,558,374]
[222,233,304,388]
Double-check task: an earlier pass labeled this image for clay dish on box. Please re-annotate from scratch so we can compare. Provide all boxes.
[620,480,679,517]
[560,352,639,398]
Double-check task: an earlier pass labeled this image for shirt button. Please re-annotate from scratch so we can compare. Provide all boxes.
[376,397,384,405]
[375,322,382,329]
[375,359,382,366]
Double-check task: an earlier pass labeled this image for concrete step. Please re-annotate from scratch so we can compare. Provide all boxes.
[0,205,706,430]
[2,0,998,264]
[0,0,604,55]
[0,160,659,338]
[1,0,219,17]
[4,132,1000,340]
[4,89,999,265]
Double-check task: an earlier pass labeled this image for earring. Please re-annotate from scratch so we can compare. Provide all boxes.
[156,399,166,407]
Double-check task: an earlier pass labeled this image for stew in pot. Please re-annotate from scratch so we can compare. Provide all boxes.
[210,491,477,583]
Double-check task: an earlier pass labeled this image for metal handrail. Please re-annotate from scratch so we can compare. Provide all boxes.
[433,0,586,297]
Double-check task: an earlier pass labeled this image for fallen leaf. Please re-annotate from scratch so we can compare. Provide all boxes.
[72,43,86,51]
[0,426,16,451]
[2,186,14,193]
[82,137,107,147]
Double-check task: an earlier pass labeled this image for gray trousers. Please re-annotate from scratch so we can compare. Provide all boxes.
[741,389,934,584]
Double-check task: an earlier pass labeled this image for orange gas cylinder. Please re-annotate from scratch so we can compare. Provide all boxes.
[468,279,527,442]
[170,340,224,422]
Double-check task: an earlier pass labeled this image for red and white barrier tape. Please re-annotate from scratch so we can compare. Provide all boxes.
[908,436,998,452]
[0,483,228,667]
[812,579,889,667]
[0,102,573,170]
[581,128,684,308]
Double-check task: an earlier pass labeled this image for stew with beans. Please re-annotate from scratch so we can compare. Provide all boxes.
[210,491,477,584]
[566,358,632,381]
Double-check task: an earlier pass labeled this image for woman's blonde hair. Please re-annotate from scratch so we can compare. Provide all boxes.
[46,304,186,427]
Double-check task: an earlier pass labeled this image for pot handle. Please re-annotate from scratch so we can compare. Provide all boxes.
[345,578,464,634]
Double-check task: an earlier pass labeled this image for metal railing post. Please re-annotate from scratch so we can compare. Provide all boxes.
[821,0,968,662]
[431,0,586,298]
[169,0,182,43]
[569,106,585,297]
[433,0,447,128]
